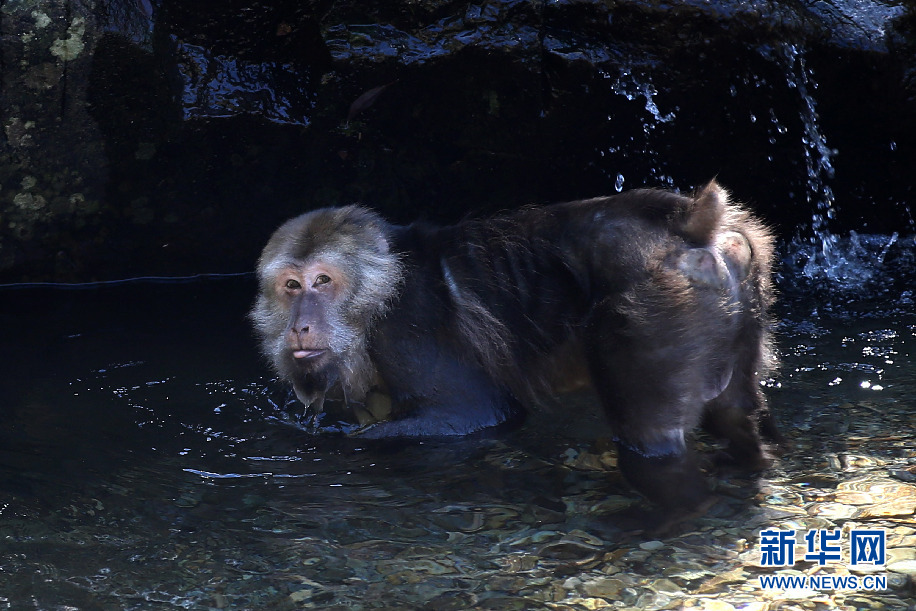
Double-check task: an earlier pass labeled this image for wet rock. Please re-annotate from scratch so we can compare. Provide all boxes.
[887,560,916,575]
[807,502,857,520]
[2,0,915,281]
[579,576,627,598]
[889,466,916,483]
[831,476,916,518]
[1,0,109,279]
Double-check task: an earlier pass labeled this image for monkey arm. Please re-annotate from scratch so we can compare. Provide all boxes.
[357,306,523,437]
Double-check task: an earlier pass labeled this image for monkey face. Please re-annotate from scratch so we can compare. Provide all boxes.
[251,206,404,410]
[255,260,352,397]
[273,262,344,360]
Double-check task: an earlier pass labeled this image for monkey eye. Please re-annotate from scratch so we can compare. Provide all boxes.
[285,279,301,290]
[314,274,332,286]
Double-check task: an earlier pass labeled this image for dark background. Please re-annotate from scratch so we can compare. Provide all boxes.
[1,0,915,282]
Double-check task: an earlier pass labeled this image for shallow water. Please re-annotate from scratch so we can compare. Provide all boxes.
[1,239,915,610]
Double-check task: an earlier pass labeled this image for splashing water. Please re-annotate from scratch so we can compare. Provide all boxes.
[788,231,901,288]
[773,44,907,292]
[614,173,625,193]
[607,67,677,126]
[774,44,850,283]
[598,67,677,189]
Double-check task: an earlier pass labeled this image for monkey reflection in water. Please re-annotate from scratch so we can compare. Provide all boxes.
[251,180,779,520]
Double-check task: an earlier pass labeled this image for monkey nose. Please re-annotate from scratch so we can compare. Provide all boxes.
[286,326,310,349]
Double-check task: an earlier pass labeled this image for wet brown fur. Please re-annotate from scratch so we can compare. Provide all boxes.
[251,180,777,515]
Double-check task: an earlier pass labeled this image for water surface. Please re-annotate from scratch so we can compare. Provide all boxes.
[2,237,915,609]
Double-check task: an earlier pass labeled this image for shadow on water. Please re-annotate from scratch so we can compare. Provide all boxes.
[0,277,618,608]
[2,238,916,609]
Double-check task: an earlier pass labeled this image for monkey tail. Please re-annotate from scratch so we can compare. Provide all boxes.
[677,180,727,245]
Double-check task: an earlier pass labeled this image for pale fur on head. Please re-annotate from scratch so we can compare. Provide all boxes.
[250,205,403,406]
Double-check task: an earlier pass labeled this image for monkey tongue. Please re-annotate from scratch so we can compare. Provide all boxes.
[293,349,325,359]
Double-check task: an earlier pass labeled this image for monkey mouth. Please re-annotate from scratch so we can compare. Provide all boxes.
[292,349,326,360]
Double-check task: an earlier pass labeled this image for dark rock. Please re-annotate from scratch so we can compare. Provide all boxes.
[0,0,913,281]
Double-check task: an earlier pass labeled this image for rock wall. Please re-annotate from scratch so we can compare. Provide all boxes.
[1,0,914,281]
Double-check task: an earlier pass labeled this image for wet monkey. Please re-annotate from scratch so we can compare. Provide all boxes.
[251,181,778,515]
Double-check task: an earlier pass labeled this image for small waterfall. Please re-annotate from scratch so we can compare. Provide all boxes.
[777,43,899,291]
[591,45,912,301]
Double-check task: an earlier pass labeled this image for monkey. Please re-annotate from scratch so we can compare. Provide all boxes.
[250,180,777,515]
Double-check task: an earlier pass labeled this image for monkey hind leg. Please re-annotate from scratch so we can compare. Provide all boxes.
[701,371,775,471]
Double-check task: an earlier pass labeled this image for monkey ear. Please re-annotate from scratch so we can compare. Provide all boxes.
[372,231,391,255]
[681,180,727,245]
[347,205,392,255]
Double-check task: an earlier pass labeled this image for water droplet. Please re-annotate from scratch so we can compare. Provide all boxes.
[614,173,625,192]
[610,69,675,124]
